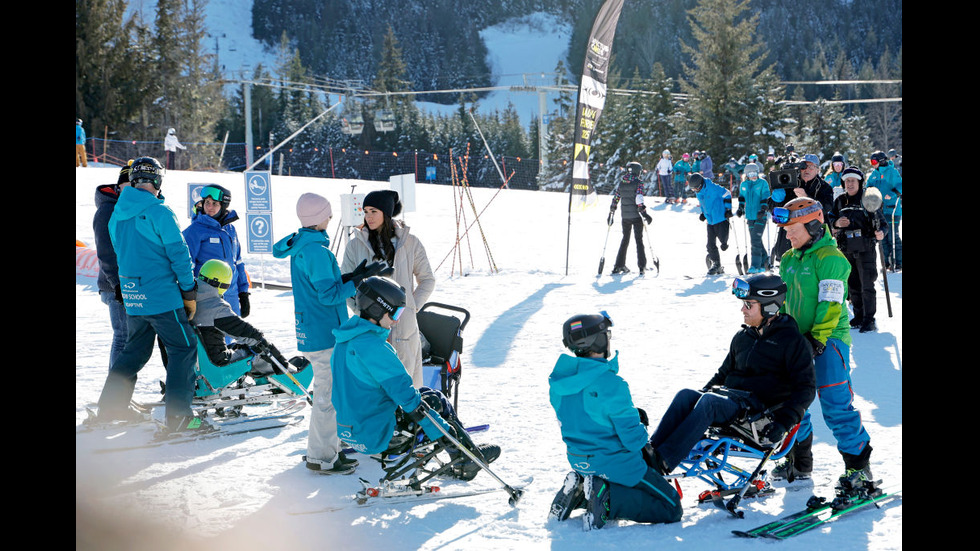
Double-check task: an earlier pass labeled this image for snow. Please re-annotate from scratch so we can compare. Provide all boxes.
[76,166,902,550]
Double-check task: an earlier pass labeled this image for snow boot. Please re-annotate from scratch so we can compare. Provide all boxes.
[304,454,357,475]
[549,471,586,521]
[611,266,630,275]
[859,319,877,333]
[452,444,501,481]
[583,475,611,531]
[163,414,215,435]
[772,433,813,483]
[849,316,863,328]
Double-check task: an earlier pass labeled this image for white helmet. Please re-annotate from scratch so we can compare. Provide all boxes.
[662,149,671,158]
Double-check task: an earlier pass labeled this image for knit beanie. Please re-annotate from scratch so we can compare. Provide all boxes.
[296,193,332,227]
[362,190,402,219]
[840,166,864,182]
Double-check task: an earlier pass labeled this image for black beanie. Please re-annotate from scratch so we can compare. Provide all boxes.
[363,190,402,219]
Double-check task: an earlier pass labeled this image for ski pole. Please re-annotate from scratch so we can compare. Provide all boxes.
[264,351,315,406]
[642,220,660,275]
[423,409,525,505]
[729,219,744,275]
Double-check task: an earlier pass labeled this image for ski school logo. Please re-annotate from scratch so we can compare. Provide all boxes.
[124,281,137,290]
[572,461,592,472]
[339,430,352,439]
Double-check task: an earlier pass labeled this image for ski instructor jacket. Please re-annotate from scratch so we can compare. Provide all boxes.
[549,353,650,487]
[108,185,197,316]
[704,314,816,431]
[272,227,355,352]
[183,209,250,313]
[331,315,453,454]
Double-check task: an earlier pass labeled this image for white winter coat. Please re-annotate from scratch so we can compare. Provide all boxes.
[341,221,435,387]
[165,133,186,152]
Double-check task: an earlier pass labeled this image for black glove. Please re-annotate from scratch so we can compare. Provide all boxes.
[736,206,745,217]
[113,285,124,304]
[607,208,616,226]
[641,443,668,475]
[639,205,652,224]
[805,333,825,357]
[406,400,431,424]
[761,421,788,444]
[239,292,251,318]
[342,259,389,286]
[637,408,649,427]
[699,212,706,222]
[725,210,734,219]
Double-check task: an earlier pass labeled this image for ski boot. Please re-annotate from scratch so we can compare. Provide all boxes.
[583,475,612,531]
[549,471,586,521]
[611,266,630,275]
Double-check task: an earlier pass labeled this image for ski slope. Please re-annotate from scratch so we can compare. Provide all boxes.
[76,166,902,550]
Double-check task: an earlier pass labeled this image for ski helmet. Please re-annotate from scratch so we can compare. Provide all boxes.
[773,197,824,230]
[129,156,165,189]
[831,152,845,165]
[870,150,888,167]
[200,184,232,217]
[562,312,613,358]
[117,159,134,186]
[732,274,787,319]
[688,172,706,192]
[625,161,642,178]
[198,259,233,290]
[356,276,407,323]
[662,149,671,158]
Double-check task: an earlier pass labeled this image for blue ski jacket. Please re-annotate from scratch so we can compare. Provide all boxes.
[738,177,771,221]
[696,180,733,225]
[867,164,903,217]
[331,315,453,454]
[183,210,249,312]
[549,353,650,487]
[673,160,693,184]
[76,123,85,145]
[272,228,354,352]
[108,186,196,316]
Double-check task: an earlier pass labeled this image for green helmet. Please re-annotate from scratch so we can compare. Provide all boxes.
[199,259,233,289]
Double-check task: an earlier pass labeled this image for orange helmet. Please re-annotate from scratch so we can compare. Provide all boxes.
[774,197,824,228]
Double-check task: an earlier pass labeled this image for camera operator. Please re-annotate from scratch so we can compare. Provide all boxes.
[766,151,835,263]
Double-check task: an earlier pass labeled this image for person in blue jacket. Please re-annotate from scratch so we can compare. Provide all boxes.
[737,163,771,273]
[673,153,693,203]
[273,193,387,475]
[867,151,903,270]
[548,312,682,531]
[332,276,500,481]
[691,172,734,275]
[96,157,203,433]
[76,118,88,167]
[183,184,250,316]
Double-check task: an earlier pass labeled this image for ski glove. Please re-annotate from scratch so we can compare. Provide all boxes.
[761,421,788,445]
[638,205,652,224]
[725,210,734,219]
[239,292,251,318]
[804,333,825,357]
[342,259,390,286]
[637,407,649,427]
[736,206,745,217]
[180,284,198,321]
[699,213,706,222]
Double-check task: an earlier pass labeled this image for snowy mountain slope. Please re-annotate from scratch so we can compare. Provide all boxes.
[76,166,902,550]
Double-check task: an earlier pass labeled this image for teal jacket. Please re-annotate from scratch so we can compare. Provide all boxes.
[108,186,196,316]
[272,228,355,352]
[738,177,771,221]
[867,164,903,217]
[672,160,693,183]
[331,316,452,454]
[549,353,649,486]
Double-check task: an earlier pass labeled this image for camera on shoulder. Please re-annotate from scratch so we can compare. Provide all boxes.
[769,161,806,192]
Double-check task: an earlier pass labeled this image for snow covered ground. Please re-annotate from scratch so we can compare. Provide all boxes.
[76,166,902,550]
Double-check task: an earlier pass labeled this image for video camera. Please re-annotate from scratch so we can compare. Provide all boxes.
[768,161,807,192]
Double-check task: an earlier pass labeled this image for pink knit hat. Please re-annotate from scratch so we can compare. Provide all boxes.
[296,193,332,227]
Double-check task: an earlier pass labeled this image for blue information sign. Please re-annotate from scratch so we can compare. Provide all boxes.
[245,213,274,254]
[244,171,272,212]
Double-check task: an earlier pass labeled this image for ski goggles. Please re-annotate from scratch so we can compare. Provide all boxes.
[390,305,406,321]
[732,278,752,299]
[770,203,821,225]
[200,186,228,203]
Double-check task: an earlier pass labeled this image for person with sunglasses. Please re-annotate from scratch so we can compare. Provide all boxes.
[274,193,389,475]
[331,276,500,481]
[770,197,875,492]
[183,184,251,317]
[645,274,814,481]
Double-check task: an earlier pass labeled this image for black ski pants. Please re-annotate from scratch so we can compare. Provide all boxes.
[845,248,878,323]
[614,217,646,270]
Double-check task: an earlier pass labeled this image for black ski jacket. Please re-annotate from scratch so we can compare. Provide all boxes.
[831,189,888,254]
[704,314,815,429]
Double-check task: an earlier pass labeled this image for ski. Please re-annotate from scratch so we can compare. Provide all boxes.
[289,475,533,515]
[732,487,900,539]
[94,415,304,453]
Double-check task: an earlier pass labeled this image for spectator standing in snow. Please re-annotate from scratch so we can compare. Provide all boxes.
[867,151,902,271]
[830,167,886,333]
[655,150,674,203]
[342,190,436,388]
[183,185,251,317]
[672,153,693,204]
[824,152,846,199]
[737,163,771,273]
[607,162,652,275]
[76,119,88,167]
[164,128,186,170]
[93,162,133,370]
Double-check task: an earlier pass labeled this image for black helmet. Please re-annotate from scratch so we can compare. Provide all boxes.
[129,157,165,189]
[625,161,642,178]
[689,172,705,192]
[356,276,407,323]
[831,152,845,164]
[870,150,888,167]
[562,312,613,358]
[200,184,232,208]
[117,159,134,186]
[731,274,787,318]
